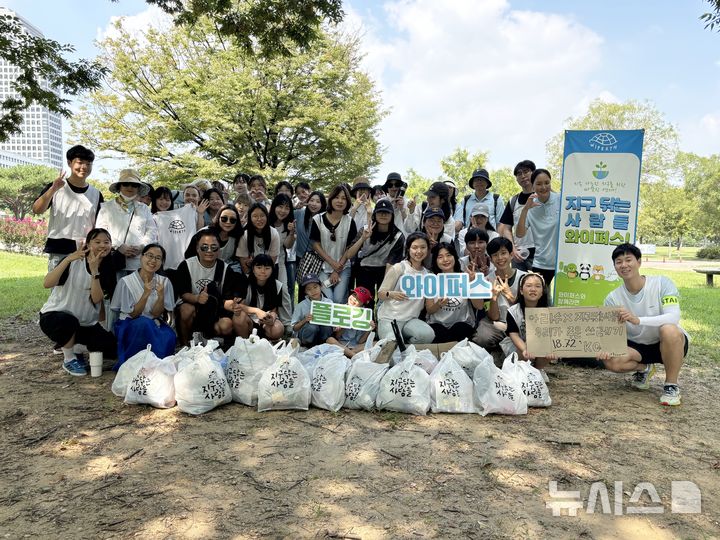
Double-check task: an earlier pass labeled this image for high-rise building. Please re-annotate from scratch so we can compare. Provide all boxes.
[0,7,64,169]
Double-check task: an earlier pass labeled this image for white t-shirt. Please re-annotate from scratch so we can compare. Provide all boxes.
[604,275,687,345]
[153,205,197,270]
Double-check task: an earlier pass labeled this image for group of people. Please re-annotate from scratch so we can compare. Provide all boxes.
[33,145,688,406]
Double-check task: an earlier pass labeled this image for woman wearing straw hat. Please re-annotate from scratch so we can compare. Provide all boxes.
[96,169,158,279]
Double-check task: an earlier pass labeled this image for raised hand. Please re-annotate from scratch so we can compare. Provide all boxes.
[197,286,209,305]
[51,170,67,192]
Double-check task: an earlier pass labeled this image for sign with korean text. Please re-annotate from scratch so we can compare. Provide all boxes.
[525,307,627,358]
[399,273,492,299]
[310,301,373,331]
[555,130,643,306]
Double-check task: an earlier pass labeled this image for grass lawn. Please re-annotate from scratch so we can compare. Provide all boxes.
[641,245,716,263]
[1,252,718,364]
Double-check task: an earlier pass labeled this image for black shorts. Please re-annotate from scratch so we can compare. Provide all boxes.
[628,334,689,365]
[39,311,117,358]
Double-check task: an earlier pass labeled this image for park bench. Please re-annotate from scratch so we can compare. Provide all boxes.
[694,268,720,287]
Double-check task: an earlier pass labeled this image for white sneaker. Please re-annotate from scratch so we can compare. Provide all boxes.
[631,364,656,390]
[660,384,681,406]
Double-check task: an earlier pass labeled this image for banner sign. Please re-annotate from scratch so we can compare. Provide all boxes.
[554,130,644,306]
[399,272,492,299]
[525,307,627,358]
[310,301,373,330]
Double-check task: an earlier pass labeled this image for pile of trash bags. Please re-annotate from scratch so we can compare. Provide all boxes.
[112,333,551,416]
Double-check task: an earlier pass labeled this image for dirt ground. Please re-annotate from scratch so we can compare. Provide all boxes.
[2,318,720,540]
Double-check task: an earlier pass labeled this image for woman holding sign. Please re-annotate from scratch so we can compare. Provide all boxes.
[376,232,435,344]
[503,272,556,378]
[425,242,486,343]
[515,169,560,286]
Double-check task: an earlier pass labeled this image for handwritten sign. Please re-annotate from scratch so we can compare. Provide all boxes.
[525,307,627,358]
[310,301,373,331]
[399,272,492,299]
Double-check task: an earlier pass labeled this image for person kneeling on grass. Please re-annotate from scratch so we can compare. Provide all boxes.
[39,228,117,376]
[326,286,376,358]
[596,243,688,406]
[291,274,334,347]
[503,272,556,381]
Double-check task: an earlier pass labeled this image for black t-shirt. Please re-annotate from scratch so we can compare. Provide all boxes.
[37,182,104,254]
[309,214,358,251]
[499,192,532,227]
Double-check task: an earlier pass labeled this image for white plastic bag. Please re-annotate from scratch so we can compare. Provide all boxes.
[376,351,432,416]
[112,345,158,397]
[344,360,389,410]
[224,332,277,406]
[502,354,552,407]
[450,338,495,378]
[412,346,438,374]
[473,356,527,416]
[297,343,345,373]
[174,346,232,415]
[429,352,475,414]
[310,353,350,412]
[124,355,177,409]
[257,351,311,412]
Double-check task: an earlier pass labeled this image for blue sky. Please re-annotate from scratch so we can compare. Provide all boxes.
[2,0,718,181]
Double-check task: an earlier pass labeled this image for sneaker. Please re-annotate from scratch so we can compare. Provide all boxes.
[539,369,550,383]
[660,384,681,406]
[62,358,87,377]
[631,363,656,390]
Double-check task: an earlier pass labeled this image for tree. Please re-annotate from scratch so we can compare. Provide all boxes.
[71,18,385,190]
[701,0,720,31]
[0,165,56,219]
[637,180,694,248]
[0,12,106,142]
[545,99,680,184]
[439,147,490,199]
[678,151,720,240]
[0,1,343,142]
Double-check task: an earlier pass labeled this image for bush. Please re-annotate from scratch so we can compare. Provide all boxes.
[697,246,720,260]
[0,217,47,254]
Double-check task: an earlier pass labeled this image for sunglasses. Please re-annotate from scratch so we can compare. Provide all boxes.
[220,216,237,224]
[199,244,220,252]
[119,182,137,188]
[388,183,402,188]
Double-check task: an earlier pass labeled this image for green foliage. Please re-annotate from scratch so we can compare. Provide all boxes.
[139,0,344,57]
[0,217,47,254]
[700,0,720,31]
[678,152,720,239]
[697,246,720,259]
[637,180,694,246]
[545,99,680,183]
[0,13,106,142]
[72,19,384,192]
[403,168,433,203]
[0,165,57,219]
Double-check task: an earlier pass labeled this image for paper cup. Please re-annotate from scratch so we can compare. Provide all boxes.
[89,352,103,377]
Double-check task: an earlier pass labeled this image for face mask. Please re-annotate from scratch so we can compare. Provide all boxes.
[120,193,137,202]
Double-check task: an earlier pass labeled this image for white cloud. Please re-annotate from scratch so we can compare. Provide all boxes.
[345,0,605,178]
[95,6,172,45]
[680,111,720,157]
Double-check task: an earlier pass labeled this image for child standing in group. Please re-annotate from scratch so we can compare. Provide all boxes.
[291,274,334,347]
[327,286,375,358]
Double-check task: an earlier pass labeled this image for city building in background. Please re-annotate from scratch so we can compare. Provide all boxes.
[0,7,64,170]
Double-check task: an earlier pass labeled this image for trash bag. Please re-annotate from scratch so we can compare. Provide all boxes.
[297,343,345,373]
[310,353,350,412]
[429,352,475,414]
[472,356,527,416]
[450,338,495,379]
[124,354,177,409]
[112,345,157,397]
[224,332,278,406]
[344,360,389,410]
[257,351,311,412]
[410,346,438,374]
[174,345,232,415]
[502,354,552,408]
[376,351,432,416]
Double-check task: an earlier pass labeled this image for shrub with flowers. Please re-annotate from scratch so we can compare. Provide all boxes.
[0,217,47,254]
